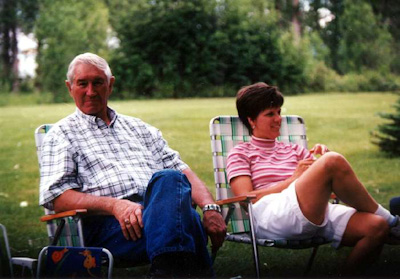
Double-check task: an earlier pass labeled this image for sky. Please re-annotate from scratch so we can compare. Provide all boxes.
[17,32,37,78]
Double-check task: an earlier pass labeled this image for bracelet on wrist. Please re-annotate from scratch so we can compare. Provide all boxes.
[202,204,222,214]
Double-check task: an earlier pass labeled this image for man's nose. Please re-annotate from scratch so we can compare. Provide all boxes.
[86,83,97,96]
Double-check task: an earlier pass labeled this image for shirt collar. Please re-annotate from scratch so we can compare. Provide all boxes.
[75,107,118,127]
[108,108,118,126]
[250,135,276,149]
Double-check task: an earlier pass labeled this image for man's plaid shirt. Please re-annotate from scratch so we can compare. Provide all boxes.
[39,108,188,210]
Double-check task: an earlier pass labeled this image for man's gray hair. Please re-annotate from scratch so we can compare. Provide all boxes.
[67,53,112,83]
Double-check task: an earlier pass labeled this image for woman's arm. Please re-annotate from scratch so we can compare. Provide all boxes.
[230,158,315,203]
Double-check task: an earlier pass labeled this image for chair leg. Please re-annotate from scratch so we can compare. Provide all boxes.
[101,248,113,279]
[248,203,260,279]
[9,261,14,279]
[36,247,48,279]
[304,246,319,276]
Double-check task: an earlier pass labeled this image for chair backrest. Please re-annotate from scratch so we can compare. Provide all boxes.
[35,124,85,247]
[209,115,307,233]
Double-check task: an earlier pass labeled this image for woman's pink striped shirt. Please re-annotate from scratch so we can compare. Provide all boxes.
[226,136,313,190]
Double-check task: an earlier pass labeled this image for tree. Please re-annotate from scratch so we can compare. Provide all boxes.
[109,0,313,97]
[369,0,400,74]
[304,0,344,72]
[372,96,400,157]
[337,0,393,74]
[0,0,38,91]
[35,0,109,102]
[214,0,309,94]
[110,0,219,98]
[0,0,17,91]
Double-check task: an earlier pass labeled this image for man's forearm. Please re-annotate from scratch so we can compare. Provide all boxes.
[53,189,117,215]
[183,168,216,207]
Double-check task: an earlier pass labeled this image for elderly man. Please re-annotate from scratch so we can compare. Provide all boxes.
[39,53,226,277]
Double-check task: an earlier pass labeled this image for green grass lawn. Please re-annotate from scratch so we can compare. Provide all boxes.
[1,93,400,278]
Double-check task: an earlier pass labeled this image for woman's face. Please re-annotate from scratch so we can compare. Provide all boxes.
[248,107,282,139]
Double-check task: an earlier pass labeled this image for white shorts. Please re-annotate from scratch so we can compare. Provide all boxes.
[252,181,356,248]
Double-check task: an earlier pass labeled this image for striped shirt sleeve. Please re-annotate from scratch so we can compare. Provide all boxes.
[226,144,251,182]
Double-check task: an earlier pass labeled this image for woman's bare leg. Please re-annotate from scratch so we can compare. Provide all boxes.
[293,152,391,274]
[340,212,389,274]
[295,152,378,224]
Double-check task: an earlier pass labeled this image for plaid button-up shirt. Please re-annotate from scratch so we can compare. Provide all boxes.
[39,108,188,210]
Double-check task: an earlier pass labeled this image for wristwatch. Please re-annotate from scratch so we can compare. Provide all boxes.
[202,204,222,214]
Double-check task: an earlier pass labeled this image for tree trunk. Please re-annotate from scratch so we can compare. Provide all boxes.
[292,0,301,43]
[0,0,19,92]
[11,25,19,92]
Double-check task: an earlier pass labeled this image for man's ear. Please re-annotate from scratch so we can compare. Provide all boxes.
[107,76,115,97]
[109,76,115,90]
[65,80,72,96]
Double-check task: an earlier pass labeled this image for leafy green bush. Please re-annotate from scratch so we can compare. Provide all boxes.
[361,71,400,92]
[306,61,341,92]
[306,69,400,93]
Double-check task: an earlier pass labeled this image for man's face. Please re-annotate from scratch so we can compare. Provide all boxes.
[66,63,114,119]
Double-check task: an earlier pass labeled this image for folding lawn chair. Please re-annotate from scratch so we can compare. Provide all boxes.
[34,124,114,279]
[209,115,333,278]
[0,223,37,278]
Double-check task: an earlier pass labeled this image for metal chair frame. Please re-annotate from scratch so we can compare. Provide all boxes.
[0,223,38,278]
[35,124,114,278]
[210,115,331,278]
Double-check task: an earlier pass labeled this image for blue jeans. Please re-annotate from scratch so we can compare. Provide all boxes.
[82,170,212,271]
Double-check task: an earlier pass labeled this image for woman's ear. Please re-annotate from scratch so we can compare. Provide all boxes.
[248,117,255,129]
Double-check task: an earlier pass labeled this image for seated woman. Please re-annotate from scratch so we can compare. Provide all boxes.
[226,82,400,274]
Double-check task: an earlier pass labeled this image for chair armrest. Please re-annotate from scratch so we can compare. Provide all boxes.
[40,209,88,222]
[216,194,338,206]
[215,195,257,227]
[216,194,257,206]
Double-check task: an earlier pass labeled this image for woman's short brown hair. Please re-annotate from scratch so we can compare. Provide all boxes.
[236,82,284,133]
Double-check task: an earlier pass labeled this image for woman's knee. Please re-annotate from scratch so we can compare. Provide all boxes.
[359,215,390,241]
[342,214,389,246]
[320,152,350,176]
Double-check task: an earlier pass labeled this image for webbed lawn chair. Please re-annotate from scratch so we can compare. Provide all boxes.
[0,223,37,278]
[209,115,332,278]
[34,124,113,279]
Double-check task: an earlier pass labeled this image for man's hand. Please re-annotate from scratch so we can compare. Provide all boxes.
[202,210,227,254]
[112,199,144,241]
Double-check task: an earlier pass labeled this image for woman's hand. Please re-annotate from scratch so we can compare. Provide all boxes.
[293,158,315,179]
[112,199,144,241]
[310,144,330,156]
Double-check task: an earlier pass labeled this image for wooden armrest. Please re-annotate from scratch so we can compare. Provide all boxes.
[40,209,88,222]
[216,195,257,206]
